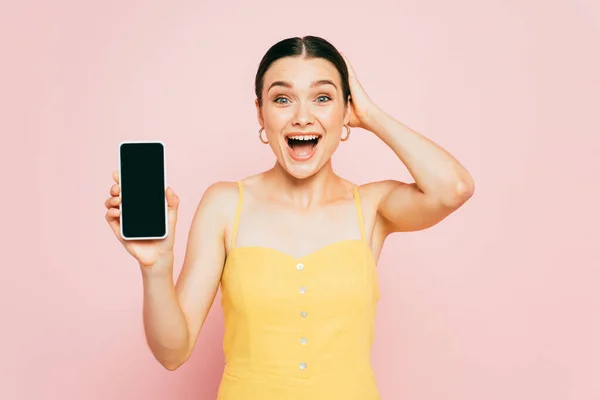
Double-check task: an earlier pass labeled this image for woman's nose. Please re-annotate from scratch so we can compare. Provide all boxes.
[292,102,314,127]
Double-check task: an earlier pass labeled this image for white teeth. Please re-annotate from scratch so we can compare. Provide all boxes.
[288,135,320,140]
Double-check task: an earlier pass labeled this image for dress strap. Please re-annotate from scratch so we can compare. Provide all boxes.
[352,186,367,241]
[231,181,244,249]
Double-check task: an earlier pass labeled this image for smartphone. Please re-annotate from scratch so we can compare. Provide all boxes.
[118,141,168,240]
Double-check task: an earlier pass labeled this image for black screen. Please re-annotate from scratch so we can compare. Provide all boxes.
[119,142,167,239]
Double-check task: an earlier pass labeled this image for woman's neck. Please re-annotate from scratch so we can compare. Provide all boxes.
[265,160,346,208]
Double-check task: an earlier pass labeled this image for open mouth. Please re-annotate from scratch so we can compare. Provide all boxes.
[286,134,322,160]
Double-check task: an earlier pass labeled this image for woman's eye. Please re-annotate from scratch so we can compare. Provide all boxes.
[273,96,330,104]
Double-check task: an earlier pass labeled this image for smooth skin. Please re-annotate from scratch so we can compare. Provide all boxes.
[105,54,474,370]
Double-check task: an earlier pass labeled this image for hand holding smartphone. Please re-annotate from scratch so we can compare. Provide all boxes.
[104,141,180,269]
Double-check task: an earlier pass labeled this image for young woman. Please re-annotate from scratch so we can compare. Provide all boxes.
[104,36,474,399]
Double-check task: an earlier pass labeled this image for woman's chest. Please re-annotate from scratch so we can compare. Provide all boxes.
[222,242,380,315]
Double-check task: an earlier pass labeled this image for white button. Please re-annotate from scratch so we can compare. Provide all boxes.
[299,286,306,294]
[299,362,307,370]
[300,311,308,318]
[296,263,304,270]
[300,337,308,345]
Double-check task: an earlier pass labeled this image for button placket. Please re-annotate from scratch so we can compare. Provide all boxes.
[295,262,309,373]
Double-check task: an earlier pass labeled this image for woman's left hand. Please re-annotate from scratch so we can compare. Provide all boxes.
[341,53,381,130]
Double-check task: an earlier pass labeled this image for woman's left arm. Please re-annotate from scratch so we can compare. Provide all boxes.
[365,108,474,233]
[342,54,475,234]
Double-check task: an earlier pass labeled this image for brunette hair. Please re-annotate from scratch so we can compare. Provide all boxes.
[254,36,350,107]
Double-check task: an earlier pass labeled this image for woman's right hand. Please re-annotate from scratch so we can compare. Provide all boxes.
[104,171,180,272]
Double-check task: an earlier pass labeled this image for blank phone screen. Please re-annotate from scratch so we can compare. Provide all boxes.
[119,142,167,239]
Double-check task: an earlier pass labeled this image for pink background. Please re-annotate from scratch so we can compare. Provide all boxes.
[3,0,599,399]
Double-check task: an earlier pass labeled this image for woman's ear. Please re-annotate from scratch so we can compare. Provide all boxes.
[255,98,264,127]
[343,98,352,125]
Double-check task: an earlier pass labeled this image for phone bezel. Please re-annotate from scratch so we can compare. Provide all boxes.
[118,140,169,241]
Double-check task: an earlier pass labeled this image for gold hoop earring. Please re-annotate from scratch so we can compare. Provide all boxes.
[258,127,268,144]
[341,125,351,142]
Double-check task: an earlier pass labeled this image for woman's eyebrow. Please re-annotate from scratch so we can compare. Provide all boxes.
[267,79,338,92]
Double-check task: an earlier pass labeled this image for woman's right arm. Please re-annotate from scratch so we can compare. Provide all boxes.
[141,182,235,370]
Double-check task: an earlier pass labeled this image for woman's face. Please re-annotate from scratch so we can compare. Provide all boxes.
[256,56,350,180]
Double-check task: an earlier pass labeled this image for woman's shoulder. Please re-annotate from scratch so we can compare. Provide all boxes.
[198,173,262,211]
[357,179,406,197]
[350,180,383,198]
[354,179,411,212]
[202,180,239,197]
[195,181,240,218]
